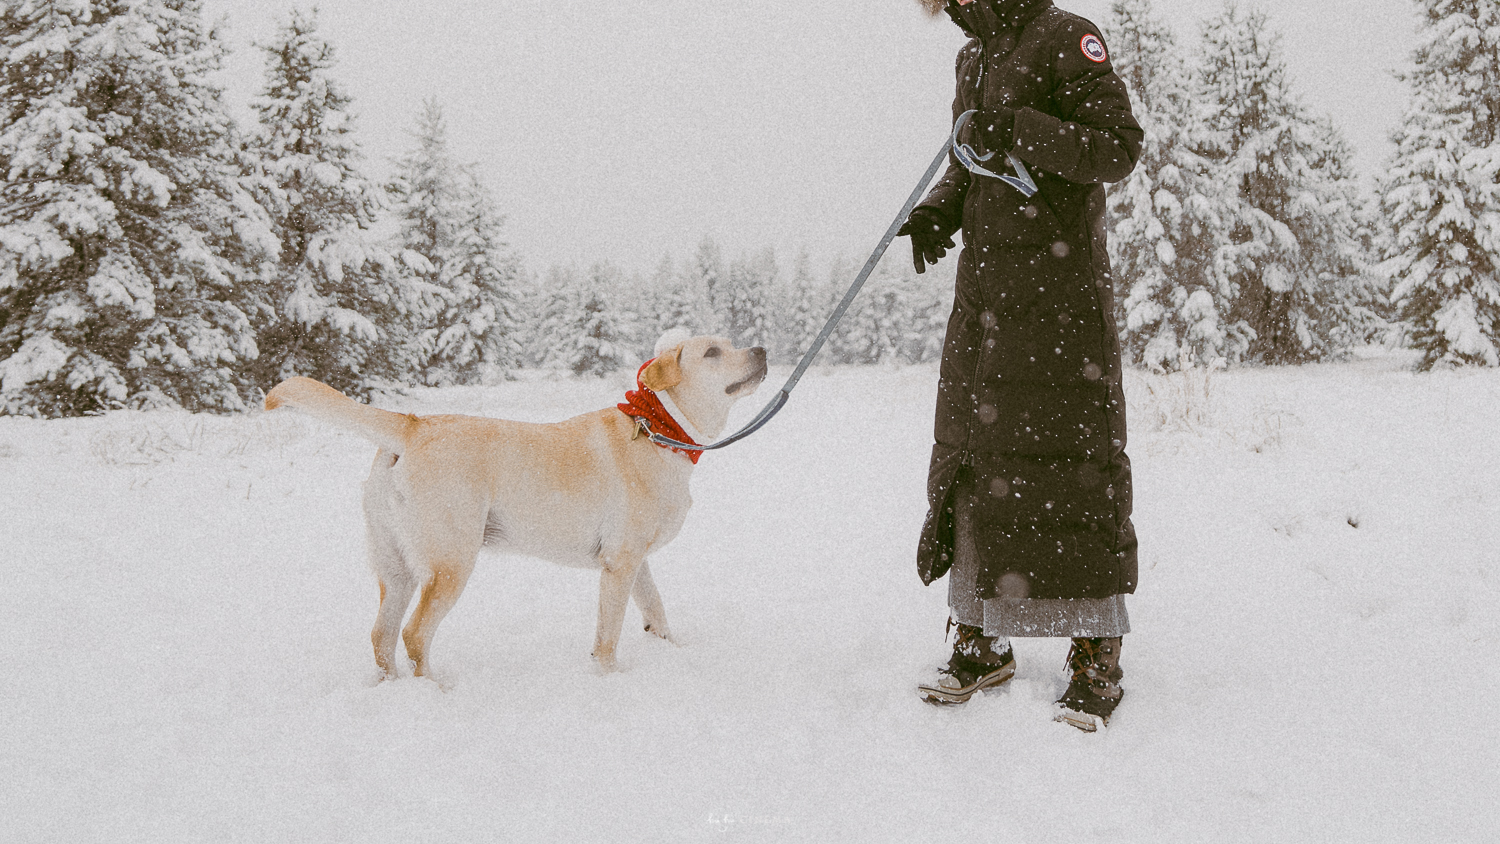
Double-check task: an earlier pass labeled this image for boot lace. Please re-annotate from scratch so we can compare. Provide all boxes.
[1067,637,1120,692]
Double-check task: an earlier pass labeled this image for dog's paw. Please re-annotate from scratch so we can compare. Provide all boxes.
[371,661,409,684]
[592,647,619,673]
[643,622,675,643]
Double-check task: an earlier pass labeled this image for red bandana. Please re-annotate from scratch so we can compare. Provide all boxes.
[617,359,702,464]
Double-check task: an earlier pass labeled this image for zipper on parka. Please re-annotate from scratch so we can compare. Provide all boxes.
[957,43,990,470]
[961,321,990,467]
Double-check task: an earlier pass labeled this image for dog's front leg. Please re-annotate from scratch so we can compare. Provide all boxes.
[631,560,673,642]
[593,551,645,671]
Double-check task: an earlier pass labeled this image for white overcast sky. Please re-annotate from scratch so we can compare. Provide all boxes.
[203,0,1417,275]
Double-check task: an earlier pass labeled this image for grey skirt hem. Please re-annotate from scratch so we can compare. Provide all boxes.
[948,491,1131,639]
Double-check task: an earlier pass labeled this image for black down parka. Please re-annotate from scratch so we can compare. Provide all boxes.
[915,0,1144,600]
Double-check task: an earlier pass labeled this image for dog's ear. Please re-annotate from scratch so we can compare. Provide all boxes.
[641,346,683,392]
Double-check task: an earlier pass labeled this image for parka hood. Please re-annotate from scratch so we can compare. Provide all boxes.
[923,0,1055,38]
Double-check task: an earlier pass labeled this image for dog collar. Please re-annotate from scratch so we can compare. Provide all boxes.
[617,359,703,464]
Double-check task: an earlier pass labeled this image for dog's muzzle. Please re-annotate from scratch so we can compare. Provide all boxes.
[726,366,767,396]
[726,349,769,395]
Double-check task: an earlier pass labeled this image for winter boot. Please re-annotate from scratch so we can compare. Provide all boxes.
[918,622,1017,705]
[1054,636,1124,732]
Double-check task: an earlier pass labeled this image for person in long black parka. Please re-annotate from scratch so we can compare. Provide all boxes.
[901,0,1144,731]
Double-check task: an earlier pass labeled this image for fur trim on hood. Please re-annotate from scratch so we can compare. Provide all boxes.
[919,0,948,15]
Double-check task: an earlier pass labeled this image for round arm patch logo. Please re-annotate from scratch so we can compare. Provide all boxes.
[1081,33,1108,63]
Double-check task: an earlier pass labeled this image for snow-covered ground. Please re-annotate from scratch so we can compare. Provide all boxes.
[2,357,1496,842]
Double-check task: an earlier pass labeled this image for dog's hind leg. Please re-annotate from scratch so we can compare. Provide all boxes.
[366,513,415,679]
[365,451,422,679]
[396,486,487,678]
[372,570,416,678]
[402,559,476,678]
[631,560,673,642]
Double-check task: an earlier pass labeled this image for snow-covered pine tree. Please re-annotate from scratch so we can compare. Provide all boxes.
[1306,115,1390,351]
[827,254,890,365]
[822,254,919,365]
[0,0,276,415]
[723,246,777,350]
[244,9,421,398]
[609,264,650,360]
[779,247,829,364]
[568,262,629,377]
[823,256,863,364]
[1381,0,1500,367]
[387,99,523,384]
[687,235,726,334]
[439,173,525,379]
[899,258,953,364]
[1106,0,1239,370]
[1196,3,1380,364]
[646,253,699,343]
[869,259,921,364]
[528,264,579,369]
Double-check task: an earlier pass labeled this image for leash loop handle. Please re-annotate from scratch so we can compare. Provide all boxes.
[646,112,985,453]
[951,110,1039,197]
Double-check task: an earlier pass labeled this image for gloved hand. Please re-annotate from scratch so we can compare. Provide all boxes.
[960,106,1017,157]
[897,207,955,275]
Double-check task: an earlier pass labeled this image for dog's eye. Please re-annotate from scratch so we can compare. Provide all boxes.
[703,347,720,358]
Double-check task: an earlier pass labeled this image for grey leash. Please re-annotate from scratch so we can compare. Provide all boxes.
[644,109,1030,453]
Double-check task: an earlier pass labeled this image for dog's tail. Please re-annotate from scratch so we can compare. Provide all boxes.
[264,377,417,455]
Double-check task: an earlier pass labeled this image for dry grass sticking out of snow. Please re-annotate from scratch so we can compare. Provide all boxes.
[1127,366,1299,455]
[1,358,1496,843]
[88,412,314,467]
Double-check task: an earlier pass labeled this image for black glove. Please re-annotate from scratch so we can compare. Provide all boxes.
[961,106,1017,157]
[897,207,955,275]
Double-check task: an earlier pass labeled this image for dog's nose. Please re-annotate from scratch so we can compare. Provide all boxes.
[751,347,766,361]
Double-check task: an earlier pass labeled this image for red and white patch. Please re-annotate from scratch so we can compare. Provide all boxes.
[1081,33,1108,63]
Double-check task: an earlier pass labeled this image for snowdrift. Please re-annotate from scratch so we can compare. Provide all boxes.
[1,357,1494,841]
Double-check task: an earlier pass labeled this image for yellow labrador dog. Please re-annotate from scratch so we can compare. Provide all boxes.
[265,335,767,677]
